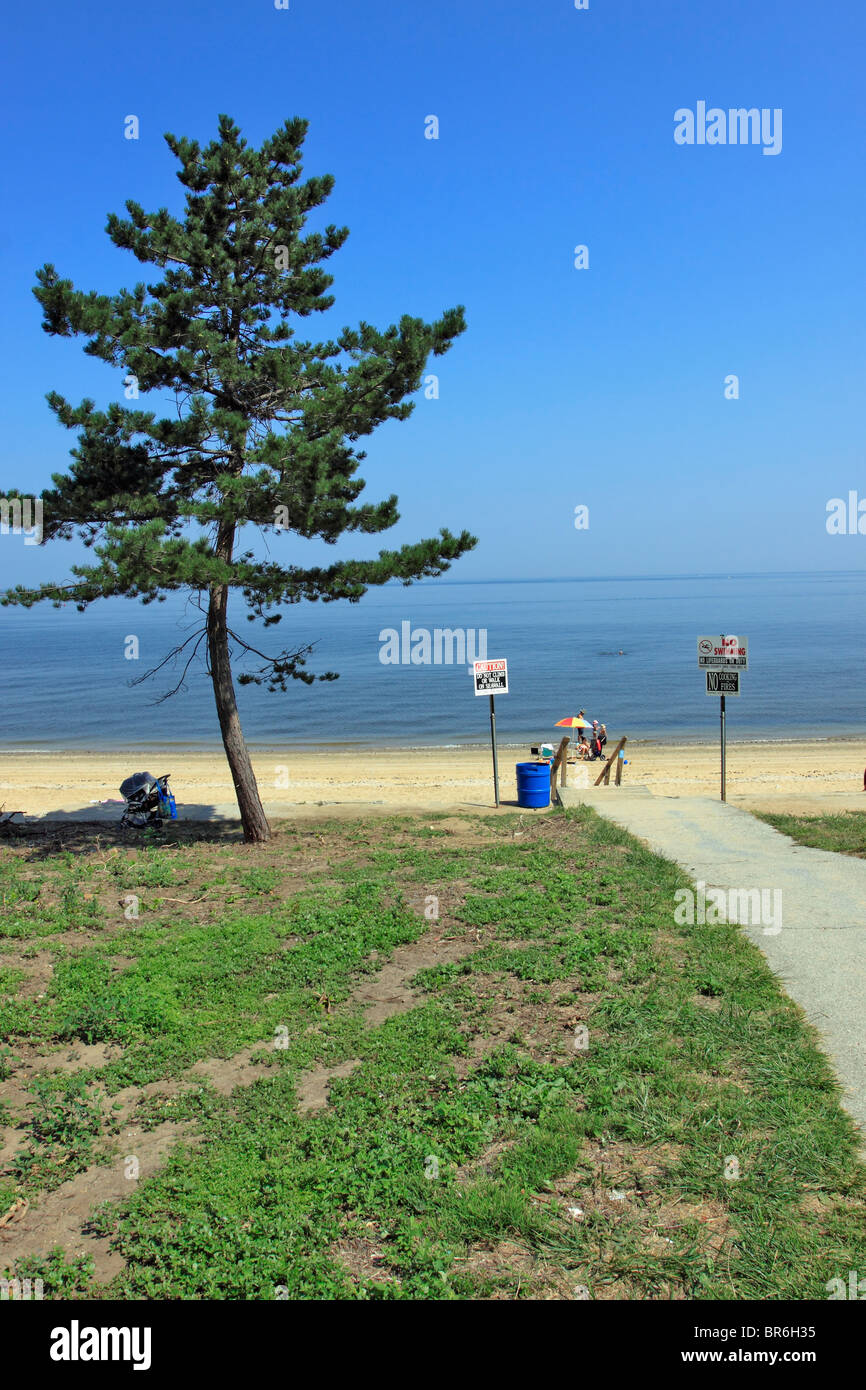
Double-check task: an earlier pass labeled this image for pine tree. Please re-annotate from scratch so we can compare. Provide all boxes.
[2,115,476,842]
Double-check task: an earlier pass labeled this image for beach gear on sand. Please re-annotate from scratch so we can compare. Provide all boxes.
[119,772,177,829]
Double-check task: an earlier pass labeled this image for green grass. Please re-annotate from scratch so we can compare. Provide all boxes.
[754,810,866,858]
[1,809,864,1300]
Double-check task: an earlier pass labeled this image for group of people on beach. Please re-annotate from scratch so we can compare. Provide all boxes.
[576,710,607,761]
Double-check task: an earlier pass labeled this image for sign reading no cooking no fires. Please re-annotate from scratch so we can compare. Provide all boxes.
[473,659,508,695]
[697,635,749,669]
[706,670,740,696]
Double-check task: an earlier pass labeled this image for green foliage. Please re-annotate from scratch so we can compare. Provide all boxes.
[4,1250,96,1299]
[239,866,280,895]
[1,114,475,695]
[754,810,866,858]
[12,1073,106,1189]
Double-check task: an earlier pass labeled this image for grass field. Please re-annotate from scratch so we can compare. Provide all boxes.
[754,810,866,859]
[1,807,864,1300]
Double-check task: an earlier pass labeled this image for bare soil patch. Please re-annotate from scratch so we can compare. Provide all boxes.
[297,1059,362,1113]
[0,1119,196,1282]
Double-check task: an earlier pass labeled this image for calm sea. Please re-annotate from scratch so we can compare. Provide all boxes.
[1,572,864,751]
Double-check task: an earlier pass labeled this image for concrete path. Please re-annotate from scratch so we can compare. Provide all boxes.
[559,788,866,1139]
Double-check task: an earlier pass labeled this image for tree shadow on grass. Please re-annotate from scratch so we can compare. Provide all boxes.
[0,805,246,860]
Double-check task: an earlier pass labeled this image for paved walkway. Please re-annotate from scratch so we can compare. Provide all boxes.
[559,788,866,1139]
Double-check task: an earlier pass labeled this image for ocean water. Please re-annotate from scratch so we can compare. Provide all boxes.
[1,571,864,751]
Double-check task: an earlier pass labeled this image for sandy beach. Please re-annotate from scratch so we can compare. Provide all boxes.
[2,739,865,821]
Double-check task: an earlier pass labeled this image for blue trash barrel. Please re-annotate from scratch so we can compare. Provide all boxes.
[516,761,551,809]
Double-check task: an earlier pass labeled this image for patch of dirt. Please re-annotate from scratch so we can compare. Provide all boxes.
[540,1138,736,1274]
[453,1032,502,1080]
[0,1045,289,1282]
[454,1239,579,1299]
[0,914,497,1281]
[110,1078,195,1126]
[351,929,480,1025]
[649,1196,737,1257]
[0,1124,29,1171]
[425,817,500,847]
[0,949,54,998]
[330,1234,400,1286]
[0,1042,126,1131]
[691,1068,749,1093]
[187,1045,274,1096]
[458,972,599,1066]
[693,993,723,1011]
[23,1042,123,1076]
[0,1119,197,1283]
[455,1136,517,1185]
[566,1137,681,1187]
[296,1058,361,1113]
[798,1191,836,1217]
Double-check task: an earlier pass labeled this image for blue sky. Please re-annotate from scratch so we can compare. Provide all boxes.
[1,0,863,586]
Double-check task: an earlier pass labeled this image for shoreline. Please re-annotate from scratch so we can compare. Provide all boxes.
[2,731,866,755]
[2,738,865,820]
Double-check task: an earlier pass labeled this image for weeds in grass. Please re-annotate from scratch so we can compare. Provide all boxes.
[12,1073,107,1189]
[1,809,864,1299]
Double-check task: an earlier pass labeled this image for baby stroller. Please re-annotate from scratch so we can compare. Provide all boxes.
[119,772,177,830]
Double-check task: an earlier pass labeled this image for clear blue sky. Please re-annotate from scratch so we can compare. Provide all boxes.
[1,0,863,586]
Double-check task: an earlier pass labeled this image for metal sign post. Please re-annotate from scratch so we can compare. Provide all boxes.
[720,693,726,802]
[473,659,508,808]
[699,636,746,803]
[489,695,500,807]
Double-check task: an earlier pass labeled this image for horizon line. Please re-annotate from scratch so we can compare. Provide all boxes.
[423,567,866,586]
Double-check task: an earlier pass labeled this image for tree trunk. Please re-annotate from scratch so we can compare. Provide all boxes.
[207,524,271,843]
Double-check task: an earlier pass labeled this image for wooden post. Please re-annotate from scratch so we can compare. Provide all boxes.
[594,736,627,787]
[614,735,627,785]
[549,736,570,797]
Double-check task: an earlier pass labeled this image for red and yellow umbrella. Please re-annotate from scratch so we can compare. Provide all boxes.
[555,716,591,735]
